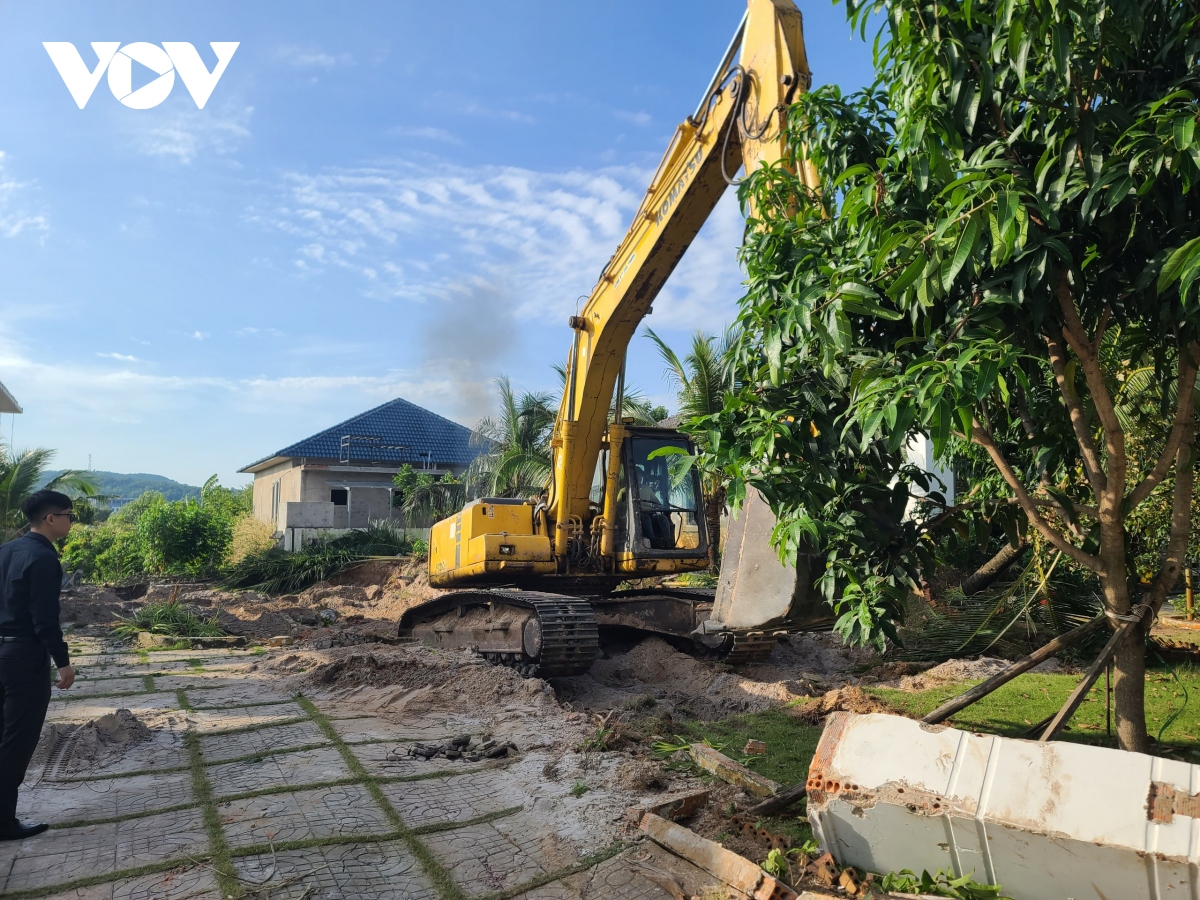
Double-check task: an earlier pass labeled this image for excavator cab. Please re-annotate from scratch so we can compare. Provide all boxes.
[612,427,707,563]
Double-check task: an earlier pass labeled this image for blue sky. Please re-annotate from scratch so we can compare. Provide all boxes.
[0,1,875,487]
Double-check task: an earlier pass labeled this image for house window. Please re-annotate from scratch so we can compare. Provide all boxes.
[330,488,348,506]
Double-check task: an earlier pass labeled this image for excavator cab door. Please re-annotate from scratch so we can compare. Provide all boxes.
[615,428,708,561]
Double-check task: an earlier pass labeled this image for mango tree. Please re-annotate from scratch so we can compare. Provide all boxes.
[710,0,1200,751]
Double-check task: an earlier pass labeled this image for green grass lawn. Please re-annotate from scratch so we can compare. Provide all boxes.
[867,664,1200,760]
[675,709,824,844]
[661,664,1199,849]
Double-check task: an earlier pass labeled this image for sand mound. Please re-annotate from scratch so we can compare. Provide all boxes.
[787,686,895,724]
[889,655,1062,691]
[215,604,298,639]
[58,586,135,627]
[758,631,875,676]
[561,637,810,718]
[33,709,151,775]
[284,644,559,717]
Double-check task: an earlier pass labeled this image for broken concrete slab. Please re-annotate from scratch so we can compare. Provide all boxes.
[807,711,1200,900]
[688,743,781,798]
[626,788,712,824]
[640,812,798,899]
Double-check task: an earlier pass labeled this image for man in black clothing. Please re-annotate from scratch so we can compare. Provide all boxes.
[0,490,77,840]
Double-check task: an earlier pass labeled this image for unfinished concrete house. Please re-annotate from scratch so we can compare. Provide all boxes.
[241,397,480,549]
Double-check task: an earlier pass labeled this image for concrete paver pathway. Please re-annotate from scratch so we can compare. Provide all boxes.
[2,638,717,899]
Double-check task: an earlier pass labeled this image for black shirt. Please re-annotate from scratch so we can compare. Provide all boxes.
[0,532,69,668]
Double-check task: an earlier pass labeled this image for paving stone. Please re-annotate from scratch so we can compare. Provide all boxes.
[185,687,295,709]
[18,772,193,824]
[199,720,328,762]
[511,878,586,900]
[348,741,462,779]
[328,717,406,743]
[114,807,210,867]
[45,694,180,724]
[66,677,150,697]
[0,808,207,894]
[153,674,260,692]
[0,820,119,893]
[577,845,717,900]
[207,747,352,798]
[36,863,219,900]
[380,770,527,828]
[218,784,391,848]
[423,822,548,893]
[39,731,190,780]
[185,702,307,734]
[235,840,437,899]
[493,808,587,871]
[112,864,219,900]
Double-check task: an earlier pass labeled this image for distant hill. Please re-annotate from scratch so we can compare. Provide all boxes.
[39,470,201,503]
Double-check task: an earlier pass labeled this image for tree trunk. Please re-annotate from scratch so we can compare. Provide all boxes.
[961,539,1029,595]
[1112,605,1150,753]
[705,484,726,573]
[1097,565,1150,753]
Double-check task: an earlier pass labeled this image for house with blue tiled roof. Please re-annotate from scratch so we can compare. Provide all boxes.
[240,397,481,544]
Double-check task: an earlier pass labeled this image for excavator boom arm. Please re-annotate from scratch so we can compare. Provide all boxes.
[548,0,815,559]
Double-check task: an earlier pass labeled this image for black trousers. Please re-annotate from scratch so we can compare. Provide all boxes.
[0,643,51,827]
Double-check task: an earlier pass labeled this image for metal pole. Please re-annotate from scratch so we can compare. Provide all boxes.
[1186,563,1194,621]
[614,356,626,423]
[1106,661,1112,740]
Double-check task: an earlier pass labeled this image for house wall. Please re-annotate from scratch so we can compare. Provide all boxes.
[251,460,302,532]
[252,458,468,534]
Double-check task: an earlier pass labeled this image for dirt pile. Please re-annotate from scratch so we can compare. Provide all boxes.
[786,686,896,724]
[277,644,561,720]
[95,558,443,643]
[559,637,809,719]
[885,655,1063,691]
[58,586,137,628]
[32,709,151,775]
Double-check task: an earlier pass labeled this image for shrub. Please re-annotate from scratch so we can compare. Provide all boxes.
[227,515,277,565]
[61,525,147,582]
[111,601,225,639]
[410,537,429,559]
[110,491,165,526]
[137,498,232,576]
[222,519,413,595]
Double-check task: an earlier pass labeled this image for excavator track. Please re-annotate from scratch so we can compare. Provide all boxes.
[721,630,784,666]
[589,586,785,665]
[398,590,599,678]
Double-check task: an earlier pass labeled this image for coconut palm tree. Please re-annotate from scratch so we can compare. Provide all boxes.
[0,442,98,539]
[644,326,738,569]
[467,376,557,499]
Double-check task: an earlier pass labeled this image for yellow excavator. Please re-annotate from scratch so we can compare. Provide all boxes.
[399,0,826,675]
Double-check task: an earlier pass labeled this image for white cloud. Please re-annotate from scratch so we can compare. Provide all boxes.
[0,322,483,483]
[136,105,254,165]
[261,156,746,333]
[275,45,352,68]
[434,92,535,124]
[613,109,652,126]
[0,152,48,239]
[234,327,258,337]
[192,331,208,340]
[388,125,461,144]
[97,352,139,362]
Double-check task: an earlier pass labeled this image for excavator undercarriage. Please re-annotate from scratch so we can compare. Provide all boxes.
[397,585,793,678]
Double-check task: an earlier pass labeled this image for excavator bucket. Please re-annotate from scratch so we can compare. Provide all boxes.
[709,486,829,632]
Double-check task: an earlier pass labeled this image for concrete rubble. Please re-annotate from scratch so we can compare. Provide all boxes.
[808,711,1200,900]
